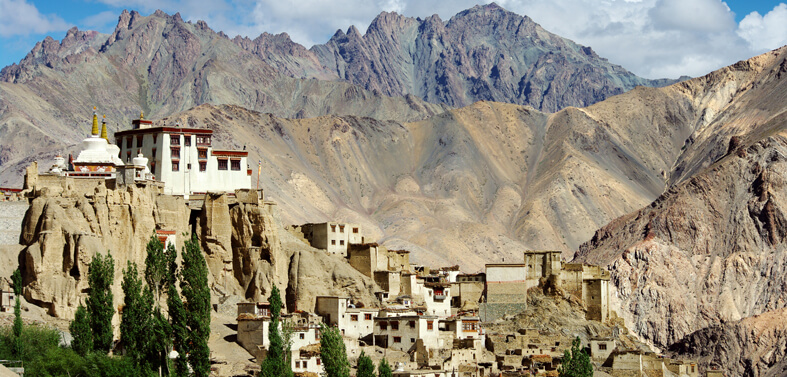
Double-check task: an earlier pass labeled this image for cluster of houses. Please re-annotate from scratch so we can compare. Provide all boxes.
[235,223,710,377]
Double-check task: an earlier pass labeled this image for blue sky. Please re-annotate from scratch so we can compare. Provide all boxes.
[1,0,786,79]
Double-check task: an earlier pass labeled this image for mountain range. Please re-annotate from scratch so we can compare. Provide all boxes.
[1,3,787,375]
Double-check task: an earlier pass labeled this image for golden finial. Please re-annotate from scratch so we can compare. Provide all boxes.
[91,107,99,136]
[140,111,144,120]
[100,115,108,140]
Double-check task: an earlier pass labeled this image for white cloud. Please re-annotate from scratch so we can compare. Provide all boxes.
[0,0,70,37]
[737,3,787,51]
[649,0,735,32]
[81,11,119,30]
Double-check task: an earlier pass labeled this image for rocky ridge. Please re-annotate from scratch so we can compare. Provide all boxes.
[18,167,378,319]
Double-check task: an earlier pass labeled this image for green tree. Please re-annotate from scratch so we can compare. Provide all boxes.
[69,304,93,356]
[259,285,293,377]
[319,325,349,377]
[11,269,22,357]
[378,358,392,377]
[120,261,157,372]
[166,242,189,377]
[180,234,211,377]
[145,235,168,304]
[87,252,115,353]
[558,336,593,377]
[357,350,376,377]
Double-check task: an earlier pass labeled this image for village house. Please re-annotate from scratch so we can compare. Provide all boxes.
[292,222,363,256]
[589,337,616,363]
[451,273,485,309]
[374,312,440,352]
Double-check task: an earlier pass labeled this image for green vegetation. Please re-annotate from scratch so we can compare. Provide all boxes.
[357,350,376,377]
[319,324,350,377]
[87,252,115,353]
[11,269,22,357]
[558,336,593,377]
[259,285,293,377]
[69,304,92,356]
[180,234,212,377]
[378,358,392,377]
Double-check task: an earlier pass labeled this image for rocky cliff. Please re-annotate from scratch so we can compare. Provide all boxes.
[667,308,787,377]
[18,173,378,319]
[311,4,678,111]
[573,127,787,375]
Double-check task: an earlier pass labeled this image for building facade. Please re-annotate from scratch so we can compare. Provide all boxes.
[115,116,251,196]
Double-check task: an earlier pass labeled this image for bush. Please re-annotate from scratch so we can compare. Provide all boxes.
[0,324,61,364]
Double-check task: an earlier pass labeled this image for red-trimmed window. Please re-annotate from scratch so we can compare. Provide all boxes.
[218,159,228,170]
[199,161,207,172]
[172,161,179,172]
[136,135,144,148]
[231,159,241,171]
[170,147,180,159]
[184,135,191,146]
[170,134,180,145]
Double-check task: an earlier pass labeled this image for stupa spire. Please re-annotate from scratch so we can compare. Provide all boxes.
[91,107,99,136]
[100,115,108,140]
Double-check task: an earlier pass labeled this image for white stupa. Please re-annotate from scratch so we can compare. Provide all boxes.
[71,108,123,174]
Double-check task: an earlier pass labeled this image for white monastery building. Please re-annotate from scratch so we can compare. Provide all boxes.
[115,113,252,196]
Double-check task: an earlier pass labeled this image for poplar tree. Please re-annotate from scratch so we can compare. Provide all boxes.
[357,351,376,377]
[120,261,155,372]
[259,285,293,377]
[144,235,167,304]
[11,269,22,357]
[87,252,115,353]
[145,235,173,374]
[166,242,189,377]
[558,337,593,377]
[378,358,392,377]
[180,234,211,377]
[319,325,349,377]
[69,304,93,356]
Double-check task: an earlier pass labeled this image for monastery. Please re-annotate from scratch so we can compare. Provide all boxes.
[44,109,251,197]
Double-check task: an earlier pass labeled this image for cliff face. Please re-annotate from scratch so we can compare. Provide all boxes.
[18,176,378,319]
[667,308,787,377]
[573,133,787,372]
[311,4,677,111]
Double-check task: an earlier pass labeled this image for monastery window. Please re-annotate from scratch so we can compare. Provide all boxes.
[331,240,336,245]
[393,336,401,343]
[365,313,372,321]
[171,148,180,159]
[340,240,345,246]
[331,225,336,232]
[353,227,359,233]
[299,333,305,339]
[350,315,358,322]
[379,322,388,330]
[599,343,607,350]
[315,330,320,340]
[170,134,180,145]
[409,321,415,328]
[411,338,415,343]
[152,134,157,144]
[316,359,321,366]
[303,361,307,368]
[125,137,132,149]
[126,151,131,162]
[151,162,156,175]
[152,148,157,157]
[231,159,241,171]
[198,149,207,159]
[427,321,433,330]
[199,161,207,172]
[339,225,345,232]
[137,135,144,147]
[295,361,300,368]
[197,136,210,145]
[218,159,228,170]
[172,161,179,172]
[184,135,191,146]
[341,329,345,335]
[391,321,399,330]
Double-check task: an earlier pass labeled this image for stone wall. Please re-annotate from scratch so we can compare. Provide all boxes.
[0,201,27,245]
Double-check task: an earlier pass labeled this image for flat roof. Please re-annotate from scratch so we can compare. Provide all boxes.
[485,264,527,267]
[115,126,213,136]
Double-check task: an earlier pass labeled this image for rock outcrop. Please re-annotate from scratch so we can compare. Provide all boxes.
[18,175,378,319]
[667,308,787,377]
